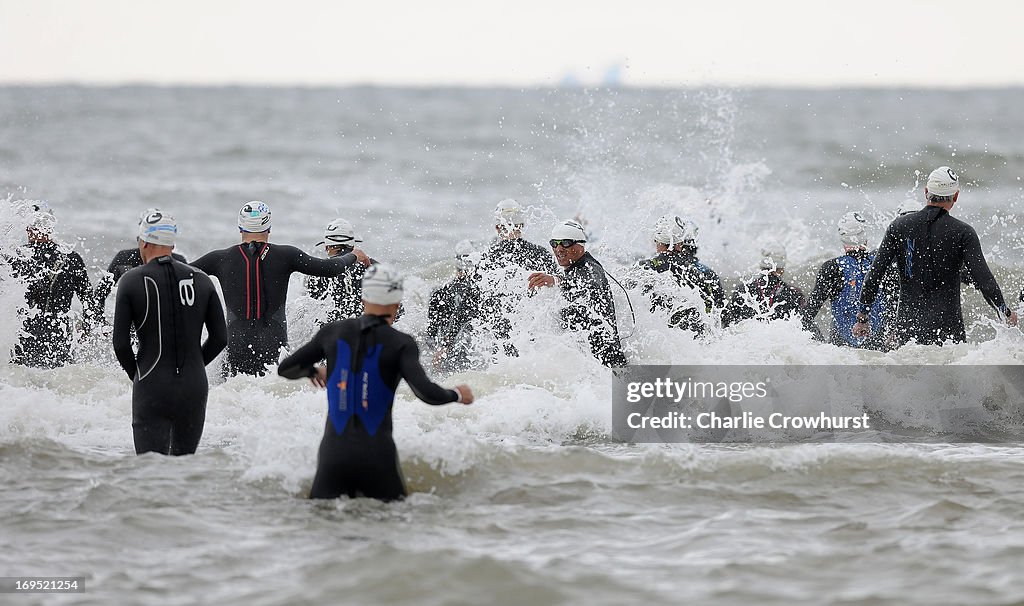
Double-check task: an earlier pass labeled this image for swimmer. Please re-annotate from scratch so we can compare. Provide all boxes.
[112,211,228,455]
[191,201,370,376]
[278,264,473,501]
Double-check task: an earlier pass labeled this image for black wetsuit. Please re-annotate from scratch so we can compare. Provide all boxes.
[7,241,93,368]
[112,256,228,455]
[722,273,806,328]
[802,250,898,349]
[278,315,460,501]
[558,252,627,367]
[471,238,557,356]
[860,206,1010,346]
[425,273,482,371]
[191,242,358,376]
[632,250,725,335]
[306,258,379,325]
[478,238,557,274]
[95,248,187,312]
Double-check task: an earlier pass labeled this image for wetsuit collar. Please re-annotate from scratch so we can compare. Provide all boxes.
[358,314,389,330]
[566,251,594,271]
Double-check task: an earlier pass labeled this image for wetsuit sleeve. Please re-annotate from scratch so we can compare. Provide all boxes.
[277,327,329,379]
[112,278,136,379]
[705,269,726,309]
[290,248,357,278]
[189,250,219,276]
[859,225,899,314]
[200,276,228,365]
[802,260,840,330]
[398,338,459,405]
[962,226,1009,315]
[425,288,447,343]
[68,253,95,320]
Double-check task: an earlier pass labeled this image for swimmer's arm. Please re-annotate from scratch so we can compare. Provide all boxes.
[201,283,228,365]
[962,227,1010,318]
[188,250,220,276]
[111,283,136,379]
[859,226,898,316]
[398,340,461,405]
[290,247,369,277]
[277,328,330,380]
[801,260,838,330]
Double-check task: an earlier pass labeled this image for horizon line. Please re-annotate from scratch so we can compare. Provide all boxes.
[3,80,1024,92]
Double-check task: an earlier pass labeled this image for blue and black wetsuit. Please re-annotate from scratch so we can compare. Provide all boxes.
[278,315,460,501]
[802,250,894,349]
[6,241,93,368]
[95,247,187,313]
[860,206,1010,346]
[112,256,227,455]
[191,242,358,376]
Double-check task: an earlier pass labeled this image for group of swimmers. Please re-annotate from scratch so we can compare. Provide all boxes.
[2,164,1019,500]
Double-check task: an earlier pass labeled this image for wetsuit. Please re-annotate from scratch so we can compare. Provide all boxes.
[478,238,557,274]
[7,241,93,368]
[558,252,627,367]
[632,249,725,335]
[802,250,895,349]
[473,238,557,357]
[425,273,482,371]
[112,256,227,455]
[306,261,371,324]
[722,273,806,328]
[94,248,187,312]
[191,242,359,376]
[860,205,1010,346]
[278,315,460,501]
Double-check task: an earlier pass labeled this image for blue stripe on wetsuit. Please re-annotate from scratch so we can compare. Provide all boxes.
[327,340,395,436]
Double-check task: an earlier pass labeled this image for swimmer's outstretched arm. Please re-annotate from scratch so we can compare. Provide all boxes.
[290,247,370,278]
[277,327,329,380]
[398,340,473,405]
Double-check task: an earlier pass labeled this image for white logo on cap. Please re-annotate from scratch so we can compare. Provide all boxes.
[145,212,163,224]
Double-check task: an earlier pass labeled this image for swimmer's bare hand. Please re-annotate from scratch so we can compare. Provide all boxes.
[351,248,371,267]
[851,321,871,338]
[528,273,556,290]
[454,385,474,405]
[309,366,327,388]
[1008,311,1018,327]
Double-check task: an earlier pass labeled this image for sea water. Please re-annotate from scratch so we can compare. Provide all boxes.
[2,86,1024,605]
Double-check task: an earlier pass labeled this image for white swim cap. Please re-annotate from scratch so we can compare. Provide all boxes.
[926,166,960,198]
[550,219,587,243]
[138,209,178,246]
[362,263,404,305]
[759,244,787,271]
[316,218,362,247]
[837,211,868,248]
[495,199,528,226]
[653,215,697,247]
[238,201,272,233]
[896,198,921,216]
[26,202,56,234]
[453,239,474,267]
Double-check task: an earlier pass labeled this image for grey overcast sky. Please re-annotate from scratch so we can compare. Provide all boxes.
[2,0,1022,87]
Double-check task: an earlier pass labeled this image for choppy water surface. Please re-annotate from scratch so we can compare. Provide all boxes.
[3,86,1024,604]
